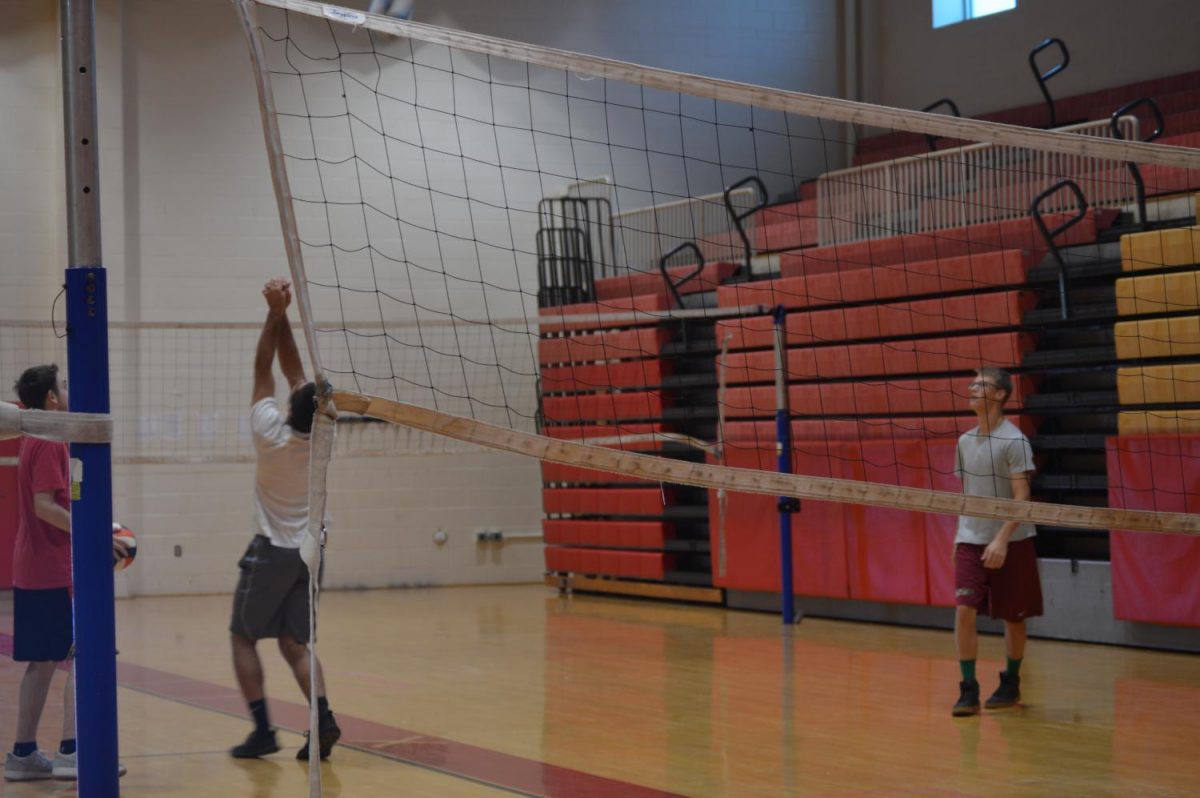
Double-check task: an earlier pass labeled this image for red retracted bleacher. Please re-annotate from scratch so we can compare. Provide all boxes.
[540,255,722,586]
[706,192,1060,606]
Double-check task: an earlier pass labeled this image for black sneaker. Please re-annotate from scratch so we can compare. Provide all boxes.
[985,672,1021,709]
[231,728,280,759]
[952,679,981,717]
[297,713,342,761]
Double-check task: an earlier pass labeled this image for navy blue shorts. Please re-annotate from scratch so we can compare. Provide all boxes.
[12,587,74,662]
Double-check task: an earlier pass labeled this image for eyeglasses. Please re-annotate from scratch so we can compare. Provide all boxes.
[968,380,999,390]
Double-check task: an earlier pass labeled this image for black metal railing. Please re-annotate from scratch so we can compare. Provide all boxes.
[1029,37,1070,128]
[1110,97,1165,229]
[723,175,767,277]
[658,242,706,309]
[535,196,615,307]
[1031,179,1089,320]
[920,98,961,152]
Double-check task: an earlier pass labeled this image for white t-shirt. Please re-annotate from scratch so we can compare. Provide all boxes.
[954,418,1037,545]
[251,397,313,549]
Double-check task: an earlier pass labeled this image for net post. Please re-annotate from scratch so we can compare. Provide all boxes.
[61,0,119,794]
[773,305,800,625]
[300,383,336,797]
[65,270,119,797]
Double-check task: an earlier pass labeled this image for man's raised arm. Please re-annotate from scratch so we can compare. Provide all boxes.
[275,280,307,390]
[252,279,289,404]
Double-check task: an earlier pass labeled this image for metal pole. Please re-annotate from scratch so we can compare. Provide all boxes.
[772,305,800,624]
[61,1,119,795]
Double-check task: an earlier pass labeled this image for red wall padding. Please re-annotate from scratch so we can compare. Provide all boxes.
[714,443,850,598]
[713,436,976,607]
[1106,435,1200,627]
[924,439,962,607]
[840,439,931,604]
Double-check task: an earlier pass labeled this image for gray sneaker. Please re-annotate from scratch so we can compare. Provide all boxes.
[50,751,128,781]
[4,750,53,781]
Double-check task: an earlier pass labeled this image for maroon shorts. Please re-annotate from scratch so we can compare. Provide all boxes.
[955,538,1044,621]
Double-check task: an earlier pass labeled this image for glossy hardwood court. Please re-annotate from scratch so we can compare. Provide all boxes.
[2,585,1198,797]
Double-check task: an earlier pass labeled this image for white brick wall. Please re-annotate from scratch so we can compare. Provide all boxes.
[2,0,839,595]
[112,451,542,597]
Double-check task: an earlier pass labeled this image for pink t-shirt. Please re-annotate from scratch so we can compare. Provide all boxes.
[13,436,72,590]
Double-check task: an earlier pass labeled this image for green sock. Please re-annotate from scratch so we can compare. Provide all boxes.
[1006,657,1022,677]
[960,659,976,681]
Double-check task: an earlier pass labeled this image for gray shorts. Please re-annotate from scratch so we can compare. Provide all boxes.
[229,535,312,643]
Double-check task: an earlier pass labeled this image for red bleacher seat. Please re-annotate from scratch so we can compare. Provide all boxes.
[592,262,736,302]
[541,360,666,394]
[722,375,1033,419]
[543,488,669,516]
[720,332,1035,384]
[542,391,665,424]
[543,520,670,548]
[538,327,670,365]
[539,293,672,333]
[717,249,1041,310]
[545,546,668,580]
[721,415,1038,444]
[716,290,1035,351]
[779,211,1116,277]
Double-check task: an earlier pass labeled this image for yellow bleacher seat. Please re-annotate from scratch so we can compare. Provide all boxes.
[1115,316,1200,360]
[1117,364,1200,404]
[1115,270,1200,316]
[1120,226,1200,272]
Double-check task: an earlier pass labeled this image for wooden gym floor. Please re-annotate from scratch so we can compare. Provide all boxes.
[1,584,1198,797]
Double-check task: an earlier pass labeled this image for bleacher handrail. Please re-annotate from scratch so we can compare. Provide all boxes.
[816,117,1139,246]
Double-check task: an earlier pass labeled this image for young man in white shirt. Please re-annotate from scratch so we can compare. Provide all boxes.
[229,278,340,760]
[952,366,1043,717]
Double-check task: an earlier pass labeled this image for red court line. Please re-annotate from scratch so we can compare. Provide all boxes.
[1,633,684,798]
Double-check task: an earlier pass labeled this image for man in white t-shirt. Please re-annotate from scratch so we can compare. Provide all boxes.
[229,278,340,761]
[951,366,1043,718]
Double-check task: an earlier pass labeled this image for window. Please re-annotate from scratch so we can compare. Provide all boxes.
[932,0,1016,29]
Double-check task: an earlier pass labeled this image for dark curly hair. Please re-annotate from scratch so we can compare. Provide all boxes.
[287,381,318,434]
[14,364,60,410]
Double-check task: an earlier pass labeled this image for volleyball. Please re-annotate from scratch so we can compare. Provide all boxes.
[113,523,138,571]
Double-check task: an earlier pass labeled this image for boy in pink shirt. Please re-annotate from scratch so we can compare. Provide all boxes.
[4,365,126,782]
